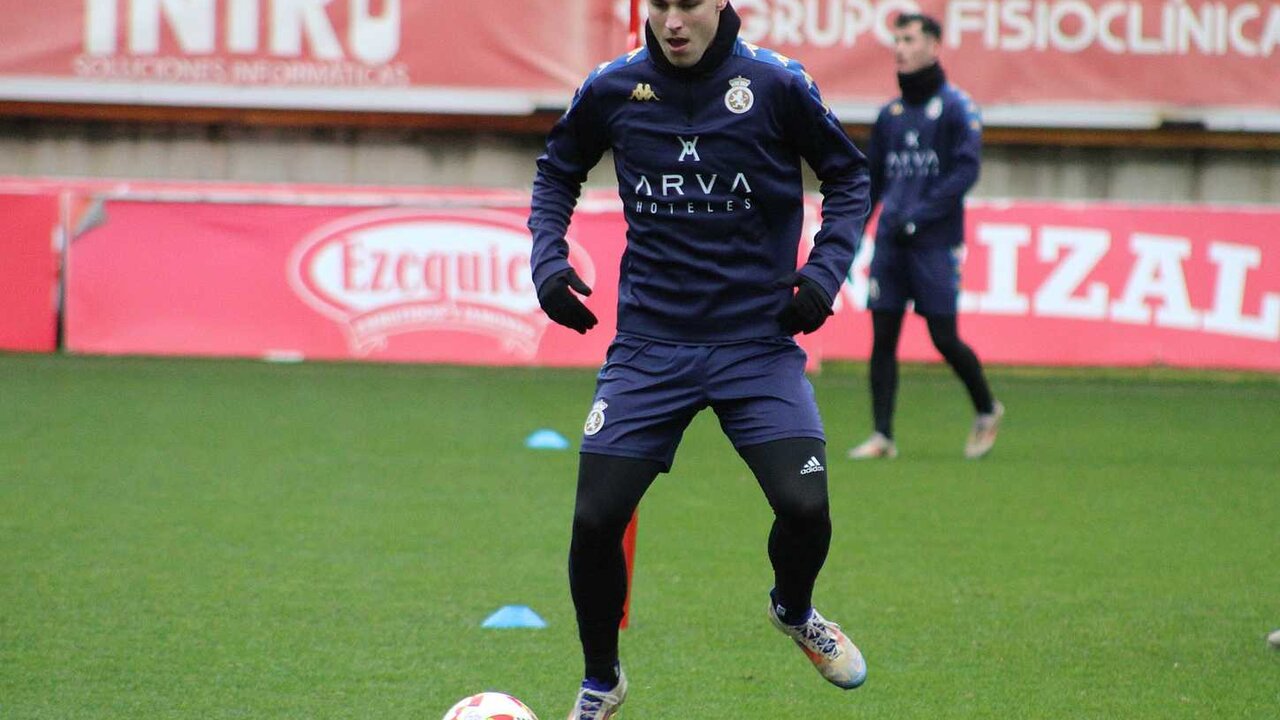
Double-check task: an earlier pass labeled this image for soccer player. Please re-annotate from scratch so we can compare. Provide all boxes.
[528,1,870,717]
[847,12,1004,462]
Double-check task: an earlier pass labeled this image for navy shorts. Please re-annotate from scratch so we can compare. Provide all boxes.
[868,242,964,315]
[579,335,825,471]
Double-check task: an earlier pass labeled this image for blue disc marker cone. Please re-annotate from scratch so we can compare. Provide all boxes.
[482,605,547,629]
[525,429,569,450]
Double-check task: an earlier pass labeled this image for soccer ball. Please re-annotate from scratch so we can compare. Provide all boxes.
[441,692,539,720]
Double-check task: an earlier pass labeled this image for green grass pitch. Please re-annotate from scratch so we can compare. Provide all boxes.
[2,353,1278,719]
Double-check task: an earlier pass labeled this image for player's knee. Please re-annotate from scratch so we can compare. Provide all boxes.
[573,454,659,540]
[927,322,963,354]
[930,334,960,358]
[935,337,978,365]
[572,505,631,541]
[740,438,831,523]
[773,488,830,526]
[872,317,904,347]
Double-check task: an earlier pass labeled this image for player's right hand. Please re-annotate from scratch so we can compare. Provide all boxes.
[537,268,598,334]
[776,272,834,335]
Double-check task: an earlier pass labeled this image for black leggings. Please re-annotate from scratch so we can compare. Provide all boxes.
[570,438,831,682]
[869,310,994,438]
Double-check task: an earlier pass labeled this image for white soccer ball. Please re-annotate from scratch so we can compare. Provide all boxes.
[441,692,539,720]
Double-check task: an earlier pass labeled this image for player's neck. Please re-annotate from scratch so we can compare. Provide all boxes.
[645,3,741,78]
[897,62,945,106]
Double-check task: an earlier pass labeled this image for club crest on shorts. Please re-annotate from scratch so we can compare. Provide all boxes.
[584,399,609,436]
[725,76,754,114]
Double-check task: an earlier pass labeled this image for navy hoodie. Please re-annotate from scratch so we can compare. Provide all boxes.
[529,4,869,343]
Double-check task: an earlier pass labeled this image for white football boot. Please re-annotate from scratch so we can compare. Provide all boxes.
[964,401,1005,459]
[566,666,627,720]
[768,602,867,689]
[847,432,898,460]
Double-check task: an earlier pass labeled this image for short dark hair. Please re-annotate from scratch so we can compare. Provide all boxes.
[895,13,942,40]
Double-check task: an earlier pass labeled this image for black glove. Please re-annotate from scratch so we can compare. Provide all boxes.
[537,268,598,334]
[776,272,833,335]
[893,220,918,246]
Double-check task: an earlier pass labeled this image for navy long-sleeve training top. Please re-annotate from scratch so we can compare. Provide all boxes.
[529,17,869,344]
[868,82,982,249]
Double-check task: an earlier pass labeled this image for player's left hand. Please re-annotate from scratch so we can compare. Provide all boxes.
[776,272,834,335]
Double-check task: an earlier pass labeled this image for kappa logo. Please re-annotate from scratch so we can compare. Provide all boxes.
[630,83,660,101]
[905,130,920,149]
[800,456,825,475]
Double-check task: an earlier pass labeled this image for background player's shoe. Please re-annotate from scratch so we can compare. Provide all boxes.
[847,432,898,460]
[768,602,867,689]
[965,400,1005,459]
[567,666,627,720]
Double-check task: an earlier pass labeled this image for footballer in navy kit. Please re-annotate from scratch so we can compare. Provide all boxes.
[848,13,1005,463]
[528,1,869,716]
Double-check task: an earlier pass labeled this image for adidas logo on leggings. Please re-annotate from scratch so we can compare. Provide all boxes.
[800,456,824,475]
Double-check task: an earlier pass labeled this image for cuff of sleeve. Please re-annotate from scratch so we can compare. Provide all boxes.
[797,267,838,307]
[532,260,573,296]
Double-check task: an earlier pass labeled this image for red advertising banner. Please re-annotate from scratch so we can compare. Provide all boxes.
[0,1,1276,128]
[63,185,1279,372]
[0,191,60,352]
[65,192,624,367]
[0,0,623,114]
[826,201,1280,370]
[735,0,1280,128]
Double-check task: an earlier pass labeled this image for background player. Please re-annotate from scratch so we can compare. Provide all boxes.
[848,12,1004,461]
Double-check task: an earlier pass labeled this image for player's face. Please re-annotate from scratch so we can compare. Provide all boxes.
[893,22,939,73]
[648,0,728,67]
